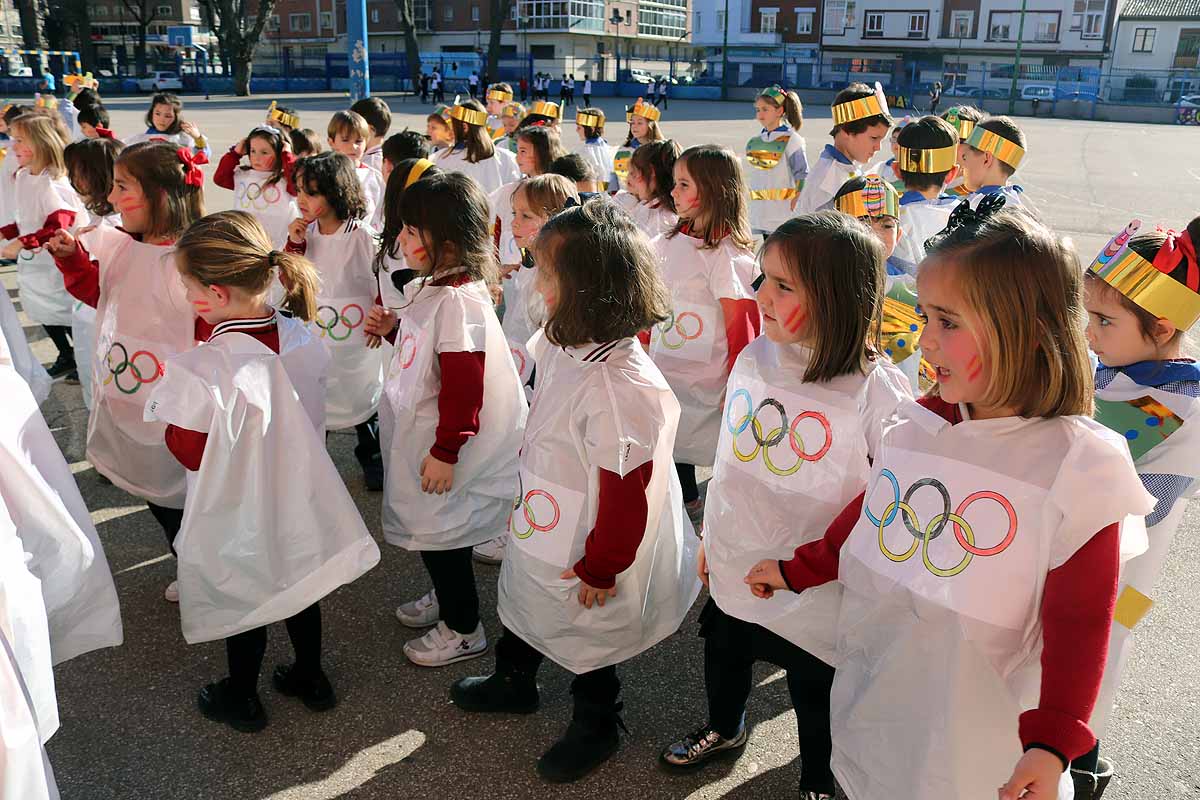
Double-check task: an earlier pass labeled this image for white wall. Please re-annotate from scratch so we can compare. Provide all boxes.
[1111,19,1189,72]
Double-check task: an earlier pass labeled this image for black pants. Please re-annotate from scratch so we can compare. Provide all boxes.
[1071,741,1101,772]
[497,627,620,705]
[676,462,699,504]
[147,502,184,554]
[354,414,380,464]
[583,93,591,106]
[701,599,835,794]
[225,602,322,699]
[43,324,73,362]
[420,547,479,634]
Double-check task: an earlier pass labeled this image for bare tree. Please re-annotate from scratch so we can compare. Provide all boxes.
[485,0,515,82]
[205,0,278,95]
[392,0,422,93]
[120,0,163,76]
[16,0,45,51]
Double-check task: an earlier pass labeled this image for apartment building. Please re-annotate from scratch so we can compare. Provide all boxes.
[87,0,216,72]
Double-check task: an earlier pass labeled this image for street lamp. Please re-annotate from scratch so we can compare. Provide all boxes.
[608,8,631,84]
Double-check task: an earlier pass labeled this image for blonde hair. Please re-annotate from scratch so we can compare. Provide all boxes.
[175,211,319,321]
[11,113,69,177]
[669,144,754,251]
[514,174,578,219]
[923,209,1093,418]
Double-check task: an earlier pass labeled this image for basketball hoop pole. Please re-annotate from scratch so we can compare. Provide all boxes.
[347,0,370,100]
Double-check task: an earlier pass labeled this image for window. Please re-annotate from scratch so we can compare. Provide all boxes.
[989,21,1010,40]
[760,9,777,33]
[864,11,882,37]
[1071,14,1082,30]
[624,8,631,24]
[1035,19,1057,41]
[824,0,847,33]
[369,8,379,23]
[637,0,687,38]
[908,13,926,37]
[1083,0,1104,38]
[471,5,479,21]
[950,10,971,37]
[156,4,172,16]
[530,43,555,58]
[290,12,311,31]
[320,11,333,28]
[1133,27,1155,52]
[716,9,725,31]
[93,5,109,16]
[693,11,701,32]
[795,10,813,33]
[444,5,453,20]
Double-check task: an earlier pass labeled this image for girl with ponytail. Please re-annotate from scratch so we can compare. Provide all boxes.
[745,86,808,235]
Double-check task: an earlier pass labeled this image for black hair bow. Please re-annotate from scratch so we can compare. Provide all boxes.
[390,268,417,292]
[924,192,1007,252]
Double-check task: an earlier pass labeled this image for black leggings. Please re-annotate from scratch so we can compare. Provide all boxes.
[701,599,835,794]
[43,325,73,362]
[354,414,380,462]
[420,548,479,635]
[146,502,184,554]
[497,627,620,705]
[676,462,699,504]
[225,602,322,698]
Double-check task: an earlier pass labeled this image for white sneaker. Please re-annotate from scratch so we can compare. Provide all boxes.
[472,536,507,565]
[164,580,179,603]
[394,589,440,628]
[403,621,487,667]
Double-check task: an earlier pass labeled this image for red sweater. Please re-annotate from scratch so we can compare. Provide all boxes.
[213,147,297,196]
[777,394,1119,767]
[572,462,654,589]
[1,209,78,249]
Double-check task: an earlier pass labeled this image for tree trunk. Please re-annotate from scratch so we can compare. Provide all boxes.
[233,48,252,95]
[486,0,513,82]
[136,25,148,76]
[394,0,422,93]
[17,0,44,50]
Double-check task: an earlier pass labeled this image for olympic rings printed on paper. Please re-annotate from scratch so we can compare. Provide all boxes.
[235,180,284,212]
[510,346,527,376]
[510,485,561,539]
[655,309,704,350]
[865,468,1019,577]
[397,332,418,370]
[313,303,365,341]
[18,247,34,261]
[724,387,832,476]
[102,342,164,395]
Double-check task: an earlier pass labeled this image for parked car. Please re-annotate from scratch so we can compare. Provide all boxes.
[1178,95,1200,108]
[137,71,183,91]
[1060,90,1099,103]
[1020,84,1055,101]
[966,87,1011,99]
[628,68,653,84]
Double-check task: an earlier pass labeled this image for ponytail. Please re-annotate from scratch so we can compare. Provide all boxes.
[783,91,803,129]
[273,250,320,321]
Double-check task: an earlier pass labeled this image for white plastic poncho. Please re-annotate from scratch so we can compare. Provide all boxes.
[380,278,527,551]
[796,146,861,215]
[1090,368,1200,737]
[497,334,701,673]
[489,180,523,268]
[704,339,910,663]
[70,217,118,413]
[144,315,381,644]
[231,168,298,249]
[434,146,521,200]
[302,217,385,429]
[0,283,51,405]
[356,165,384,226]
[0,623,59,800]
[829,401,1153,800]
[0,147,19,228]
[84,225,194,507]
[573,139,618,191]
[892,194,956,274]
[650,232,760,467]
[11,169,85,327]
[629,199,677,241]
[746,125,809,233]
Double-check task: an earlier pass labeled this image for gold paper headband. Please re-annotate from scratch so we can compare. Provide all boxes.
[629,98,661,122]
[576,110,605,128]
[449,105,489,127]
[895,144,958,174]
[487,87,513,103]
[529,100,562,119]
[405,158,435,189]
[834,175,900,219]
[944,107,976,141]
[1089,221,1200,330]
[832,94,885,126]
[267,101,299,130]
[965,127,1025,168]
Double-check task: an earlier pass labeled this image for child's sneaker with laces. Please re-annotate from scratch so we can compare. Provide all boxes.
[472,536,507,565]
[403,621,487,667]
[394,588,439,627]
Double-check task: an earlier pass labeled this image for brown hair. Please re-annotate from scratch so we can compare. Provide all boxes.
[515,125,565,175]
[923,209,1093,417]
[450,99,495,163]
[11,113,69,177]
[349,96,392,138]
[327,110,370,143]
[293,152,367,222]
[533,197,670,347]
[398,171,498,285]
[145,92,184,135]
[830,82,893,136]
[669,144,753,251]
[290,128,325,157]
[514,174,578,219]
[630,139,680,212]
[968,115,1026,177]
[895,115,959,191]
[623,118,664,148]
[65,137,123,217]
[176,211,319,321]
[115,141,206,240]
[243,125,288,187]
[759,88,803,129]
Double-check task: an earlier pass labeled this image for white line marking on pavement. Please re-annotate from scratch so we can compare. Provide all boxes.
[261,731,428,800]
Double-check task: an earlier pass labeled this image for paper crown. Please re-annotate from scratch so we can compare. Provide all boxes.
[501,102,526,120]
[528,100,562,119]
[1089,220,1200,330]
[627,97,661,122]
[432,103,452,121]
[758,85,787,105]
[834,175,901,219]
[64,72,97,91]
[576,109,605,128]
[832,81,891,126]
[449,104,489,127]
[965,126,1024,168]
[486,86,513,103]
[943,106,976,141]
[267,100,300,129]
[895,143,958,174]
[404,158,435,189]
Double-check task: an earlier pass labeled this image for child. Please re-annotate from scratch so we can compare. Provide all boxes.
[435,98,521,197]
[351,96,392,173]
[451,197,700,784]
[494,102,526,154]
[0,104,31,265]
[889,115,960,273]
[940,105,981,196]
[612,97,663,191]
[959,114,1027,208]
[0,113,86,379]
[621,139,680,239]
[746,86,808,235]
[146,210,380,733]
[492,125,566,270]
[76,103,112,140]
[213,125,298,249]
[660,211,911,799]
[744,209,1154,800]
[374,157,441,315]
[367,171,526,667]
[46,141,208,600]
[381,129,431,184]
[290,127,324,158]
[265,101,300,135]
[573,107,617,191]
[1078,217,1200,799]
[485,83,514,139]
[125,92,211,158]
[548,153,600,195]
[797,82,892,215]
[285,152,386,490]
[582,75,592,106]
[652,144,761,528]
[326,110,384,223]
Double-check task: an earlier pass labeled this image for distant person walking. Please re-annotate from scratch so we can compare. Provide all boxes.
[929,81,943,114]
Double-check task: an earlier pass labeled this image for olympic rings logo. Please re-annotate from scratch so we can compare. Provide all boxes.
[724,387,832,477]
[510,483,561,539]
[313,303,365,341]
[510,346,527,376]
[103,342,164,395]
[865,468,1018,578]
[18,247,34,261]
[654,309,704,350]
[396,332,418,369]
[235,180,283,212]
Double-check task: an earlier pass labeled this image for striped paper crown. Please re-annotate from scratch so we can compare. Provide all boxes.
[943,106,976,141]
[832,81,891,126]
[267,101,299,130]
[576,109,605,127]
[1089,220,1200,330]
[834,175,900,219]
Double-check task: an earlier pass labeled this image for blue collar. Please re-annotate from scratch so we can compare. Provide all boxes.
[898,189,927,206]
[885,256,907,276]
[629,138,642,149]
[761,125,790,135]
[586,136,606,145]
[1098,359,1200,387]
[975,184,1004,195]
[453,143,466,152]
[822,143,853,165]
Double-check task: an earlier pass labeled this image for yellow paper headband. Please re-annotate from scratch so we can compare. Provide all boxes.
[943,107,976,141]
[529,100,562,119]
[965,127,1025,168]
[628,98,661,122]
[1089,221,1200,330]
[501,102,526,120]
[576,110,605,128]
[405,158,435,189]
[487,87,513,103]
[267,101,300,130]
[449,105,489,127]
[895,144,958,174]
[834,175,900,219]
[832,82,890,126]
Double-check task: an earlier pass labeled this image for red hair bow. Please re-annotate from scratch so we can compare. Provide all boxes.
[176,147,209,188]
[94,126,115,140]
[1153,228,1199,292]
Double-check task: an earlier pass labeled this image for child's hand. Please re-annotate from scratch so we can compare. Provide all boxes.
[2,239,23,261]
[180,120,201,140]
[280,134,292,153]
[499,262,521,279]
[697,541,709,588]
[560,567,617,609]
[235,138,247,156]
[744,559,786,599]
[287,218,307,244]
[998,749,1065,800]
[45,229,77,259]
[420,454,454,494]
[789,195,799,211]
[488,282,503,307]
[364,333,382,349]
[364,305,397,337]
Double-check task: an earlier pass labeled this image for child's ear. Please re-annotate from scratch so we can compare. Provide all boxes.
[327,137,335,145]
[209,283,231,307]
[944,164,960,186]
[1153,318,1178,347]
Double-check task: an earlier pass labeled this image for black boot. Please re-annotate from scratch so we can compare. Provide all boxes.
[198,678,267,733]
[272,663,337,712]
[1071,757,1114,800]
[451,663,539,714]
[536,697,627,783]
[354,417,384,491]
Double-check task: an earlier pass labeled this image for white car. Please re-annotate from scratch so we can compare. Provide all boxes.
[1179,95,1200,108]
[628,68,653,84]
[137,71,183,92]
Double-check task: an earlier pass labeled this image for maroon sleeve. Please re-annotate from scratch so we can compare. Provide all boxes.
[193,317,214,343]
[1018,523,1121,766]
[0,223,18,240]
[281,149,298,196]
[164,424,208,471]
[284,236,307,255]
[212,147,240,190]
[572,462,654,589]
[53,238,101,308]
[431,351,485,464]
[19,209,77,249]
[722,297,761,375]
[779,492,863,592]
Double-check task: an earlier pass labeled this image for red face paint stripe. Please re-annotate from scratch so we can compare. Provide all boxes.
[784,307,806,333]
[966,354,982,381]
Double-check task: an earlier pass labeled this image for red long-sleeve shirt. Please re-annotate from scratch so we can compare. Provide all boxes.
[571,461,654,590]
[213,146,297,196]
[1,209,78,249]
[776,394,1120,766]
[722,297,761,375]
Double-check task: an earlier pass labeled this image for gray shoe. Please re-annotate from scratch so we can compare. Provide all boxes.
[395,588,439,628]
[659,722,747,771]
